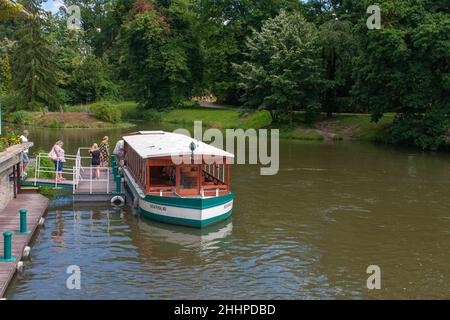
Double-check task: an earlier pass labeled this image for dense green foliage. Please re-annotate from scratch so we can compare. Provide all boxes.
[115,0,202,109]
[91,101,122,123]
[235,10,324,125]
[0,0,25,20]
[0,0,448,150]
[12,12,61,111]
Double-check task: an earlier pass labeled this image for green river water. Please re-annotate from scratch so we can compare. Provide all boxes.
[6,125,450,299]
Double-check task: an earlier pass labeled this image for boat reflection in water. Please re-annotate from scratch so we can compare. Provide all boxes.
[136,217,233,251]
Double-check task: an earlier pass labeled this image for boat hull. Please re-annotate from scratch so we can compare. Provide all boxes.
[124,167,233,228]
[139,193,234,228]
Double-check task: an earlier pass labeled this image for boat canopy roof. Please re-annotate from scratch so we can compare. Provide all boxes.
[123,131,235,160]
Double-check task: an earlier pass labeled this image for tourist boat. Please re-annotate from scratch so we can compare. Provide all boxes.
[122,131,234,228]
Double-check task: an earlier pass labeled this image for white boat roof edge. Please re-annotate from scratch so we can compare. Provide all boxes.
[123,131,235,160]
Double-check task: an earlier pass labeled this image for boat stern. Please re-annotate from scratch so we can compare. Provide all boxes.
[139,192,234,228]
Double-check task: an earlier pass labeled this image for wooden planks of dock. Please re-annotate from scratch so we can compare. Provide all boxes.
[0,193,49,298]
[75,168,115,194]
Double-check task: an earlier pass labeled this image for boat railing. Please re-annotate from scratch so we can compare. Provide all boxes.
[201,185,228,197]
[31,148,111,194]
[204,165,226,184]
[73,147,111,194]
[33,152,79,188]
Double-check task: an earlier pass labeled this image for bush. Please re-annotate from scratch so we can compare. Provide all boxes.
[179,100,200,109]
[28,149,55,179]
[91,102,122,124]
[38,187,58,199]
[0,92,24,111]
[8,110,32,125]
[305,102,322,124]
[389,110,449,151]
[48,118,62,129]
[142,109,162,122]
[0,127,21,148]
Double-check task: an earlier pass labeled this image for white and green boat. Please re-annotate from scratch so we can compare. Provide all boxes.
[122,131,234,228]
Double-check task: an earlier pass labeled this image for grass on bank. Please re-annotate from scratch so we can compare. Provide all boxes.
[5,102,136,129]
[163,107,273,130]
[79,102,395,142]
[4,100,394,142]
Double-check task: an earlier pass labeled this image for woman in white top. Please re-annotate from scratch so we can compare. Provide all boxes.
[50,141,66,181]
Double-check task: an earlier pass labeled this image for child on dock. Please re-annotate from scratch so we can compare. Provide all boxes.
[90,143,103,179]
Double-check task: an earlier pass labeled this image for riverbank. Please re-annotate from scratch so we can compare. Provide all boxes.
[5,101,397,143]
[111,101,393,142]
[29,112,134,129]
[5,110,135,129]
[160,107,394,143]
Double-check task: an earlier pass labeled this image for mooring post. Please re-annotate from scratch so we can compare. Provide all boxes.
[16,209,31,235]
[115,175,121,193]
[111,155,118,176]
[0,232,16,262]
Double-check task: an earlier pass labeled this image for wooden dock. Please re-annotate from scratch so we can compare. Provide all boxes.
[73,168,125,202]
[0,193,49,298]
[20,167,125,203]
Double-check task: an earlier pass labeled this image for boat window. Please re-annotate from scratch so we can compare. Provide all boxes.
[149,166,176,187]
[180,166,199,190]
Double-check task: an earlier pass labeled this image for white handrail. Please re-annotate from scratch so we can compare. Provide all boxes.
[32,147,112,194]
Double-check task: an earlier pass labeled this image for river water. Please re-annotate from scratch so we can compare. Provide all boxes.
[6,126,450,299]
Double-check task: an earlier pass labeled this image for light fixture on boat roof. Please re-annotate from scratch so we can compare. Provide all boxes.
[190,141,196,152]
[190,141,197,160]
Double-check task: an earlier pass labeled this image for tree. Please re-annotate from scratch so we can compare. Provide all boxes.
[0,0,27,20]
[351,0,449,150]
[66,54,118,104]
[0,55,12,92]
[116,0,201,109]
[12,12,61,110]
[318,19,354,118]
[235,10,324,125]
[63,0,121,57]
[195,0,303,104]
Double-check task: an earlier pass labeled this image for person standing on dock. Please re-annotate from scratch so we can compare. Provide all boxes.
[19,130,30,178]
[90,143,102,179]
[49,140,66,182]
[113,139,124,164]
[100,136,110,167]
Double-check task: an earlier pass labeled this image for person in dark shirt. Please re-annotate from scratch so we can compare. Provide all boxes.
[90,143,103,179]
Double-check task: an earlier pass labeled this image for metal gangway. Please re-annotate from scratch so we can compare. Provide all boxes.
[23,148,122,199]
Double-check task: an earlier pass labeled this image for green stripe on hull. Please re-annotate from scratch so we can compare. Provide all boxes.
[140,209,233,229]
[143,192,234,210]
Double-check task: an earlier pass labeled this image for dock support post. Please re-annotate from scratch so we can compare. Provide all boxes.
[16,209,31,235]
[111,155,118,176]
[0,232,16,262]
[115,175,121,193]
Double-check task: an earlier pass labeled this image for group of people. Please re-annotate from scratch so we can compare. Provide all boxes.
[89,136,111,179]
[18,131,119,182]
[47,136,111,181]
